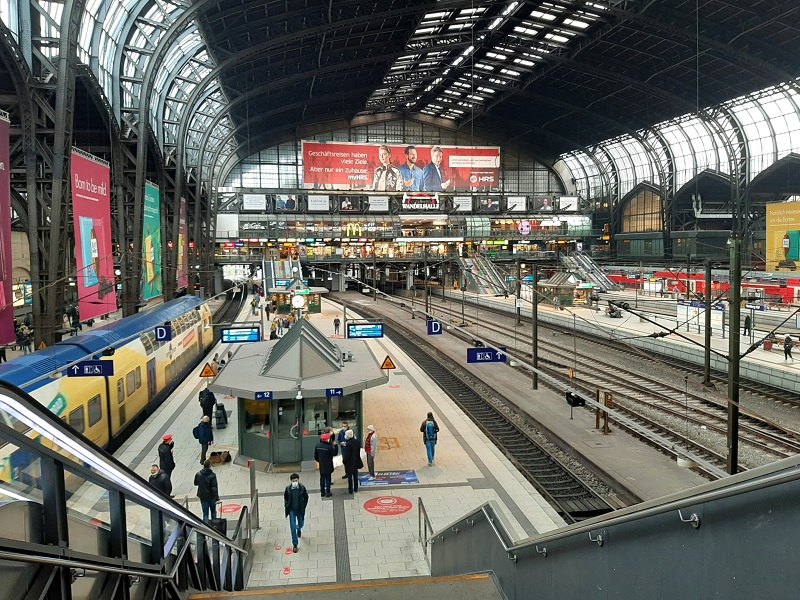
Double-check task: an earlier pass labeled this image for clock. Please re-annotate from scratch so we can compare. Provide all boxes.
[291,294,306,309]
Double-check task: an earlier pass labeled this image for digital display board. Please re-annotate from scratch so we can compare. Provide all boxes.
[346,323,384,339]
[221,326,261,343]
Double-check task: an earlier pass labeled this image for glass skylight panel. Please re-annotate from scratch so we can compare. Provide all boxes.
[530,9,557,21]
[564,18,590,29]
[500,68,521,77]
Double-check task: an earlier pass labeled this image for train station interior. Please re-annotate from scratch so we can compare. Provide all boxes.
[2,1,800,598]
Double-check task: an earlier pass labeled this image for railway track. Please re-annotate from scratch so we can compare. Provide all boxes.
[417,297,800,474]
[349,302,616,523]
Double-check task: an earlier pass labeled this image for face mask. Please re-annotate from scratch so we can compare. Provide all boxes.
[291,481,299,488]
[151,470,158,476]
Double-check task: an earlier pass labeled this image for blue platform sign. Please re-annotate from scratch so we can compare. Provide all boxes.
[254,391,273,401]
[426,319,443,336]
[68,360,115,377]
[154,325,172,341]
[466,347,507,364]
[346,323,384,339]
[326,388,344,398]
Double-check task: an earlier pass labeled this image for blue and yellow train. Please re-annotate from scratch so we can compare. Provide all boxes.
[0,297,215,480]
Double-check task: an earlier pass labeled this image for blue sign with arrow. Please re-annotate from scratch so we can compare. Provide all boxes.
[466,347,507,364]
[326,388,344,398]
[254,391,273,401]
[68,360,115,377]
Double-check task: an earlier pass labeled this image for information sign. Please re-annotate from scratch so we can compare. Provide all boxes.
[346,323,384,339]
[325,388,344,398]
[220,327,261,343]
[255,391,273,401]
[466,347,507,364]
[426,319,443,335]
[68,360,114,377]
[155,325,172,341]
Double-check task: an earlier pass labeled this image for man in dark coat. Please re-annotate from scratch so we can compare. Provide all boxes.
[194,460,219,521]
[342,429,362,494]
[283,473,309,553]
[200,388,216,421]
[337,421,350,479]
[314,433,337,498]
[158,434,176,483]
[194,416,214,463]
[148,464,172,497]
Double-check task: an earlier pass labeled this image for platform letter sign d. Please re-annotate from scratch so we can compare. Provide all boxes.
[426,319,443,336]
[155,325,172,341]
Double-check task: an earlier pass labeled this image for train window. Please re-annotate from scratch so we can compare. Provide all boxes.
[68,406,85,434]
[135,366,142,390]
[117,379,124,404]
[126,371,136,397]
[88,395,102,427]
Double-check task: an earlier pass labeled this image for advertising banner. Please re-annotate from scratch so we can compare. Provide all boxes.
[242,193,267,211]
[275,194,300,211]
[367,196,389,212]
[0,115,12,344]
[141,181,163,300]
[507,196,527,212]
[533,196,555,211]
[766,202,800,272]
[453,196,473,212]
[177,197,189,289]
[559,196,579,211]
[307,195,330,211]
[302,141,500,192]
[70,149,116,320]
[401,192,439,211]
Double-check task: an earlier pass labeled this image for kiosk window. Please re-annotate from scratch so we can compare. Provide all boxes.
[244,400,271,431]
[303,397,329,436]
[330,395,358,430]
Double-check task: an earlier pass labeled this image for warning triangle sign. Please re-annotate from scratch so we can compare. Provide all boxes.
[380,355,396,370]
[38,341,47,350]
[200,362,218,378]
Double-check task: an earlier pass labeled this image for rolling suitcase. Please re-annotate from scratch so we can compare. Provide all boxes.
[214,403,228,429]
[209,502,227,536]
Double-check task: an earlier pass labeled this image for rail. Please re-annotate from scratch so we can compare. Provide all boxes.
[417,497,435,569]
[0,382,253,597]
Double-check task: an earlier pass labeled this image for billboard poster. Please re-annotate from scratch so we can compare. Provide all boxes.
[275,194,299,211]
[0,114,12,344]
[177,197,189,289]
[559,196,579,211]
[453,196,472,212]
[533,196,555,211]
[339,196,362,212]
[307,195,330,211]
[766,202,800,272]
[507,196,527,212]
[477,196,500,212]
[141,181,162,300]
[242,193,267,211]
[302,141,500,192]
[70,149,116,320]
[401,192,439,211]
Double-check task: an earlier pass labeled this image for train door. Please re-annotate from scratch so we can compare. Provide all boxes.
[116,377,126,430]
[196,324,203,355]
[146,358,156,400]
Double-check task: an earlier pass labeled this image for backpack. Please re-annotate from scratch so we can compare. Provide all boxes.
[192,425,200,439]
[425,420,437,442]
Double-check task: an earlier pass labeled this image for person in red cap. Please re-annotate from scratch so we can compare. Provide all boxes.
[314,432,337,498]
[158,434,176,486]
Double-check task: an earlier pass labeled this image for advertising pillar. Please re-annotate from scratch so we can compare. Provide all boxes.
[141,181,163,300]
[0,113,12,345]
[70,149,116,320]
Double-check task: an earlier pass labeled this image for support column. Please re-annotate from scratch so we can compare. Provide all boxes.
[727,238,741,474]
[532,264,539,390]
[703,260,713,387]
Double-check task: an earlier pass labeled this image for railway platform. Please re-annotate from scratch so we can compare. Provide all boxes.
[99,294,566,589]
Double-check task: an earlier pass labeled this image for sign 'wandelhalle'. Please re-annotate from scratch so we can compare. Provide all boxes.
[402,192,439,210]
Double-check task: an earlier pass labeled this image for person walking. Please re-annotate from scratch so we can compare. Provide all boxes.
[364,424,378,478]
[283,473,309,553]
[314,433,337,498]
[158,434,176,486]
[337,421,350,479]
[194,460,219,522]
[193,416,214,463]
[420,412,440,466]
[148,464,172,496]
[743,314,752,336]
[333,317,341,336]
[784,334,794,361]
[200,388,216,421]
[343,429,362,494]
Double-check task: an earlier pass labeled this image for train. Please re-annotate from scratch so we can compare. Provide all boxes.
[0,296,215,483]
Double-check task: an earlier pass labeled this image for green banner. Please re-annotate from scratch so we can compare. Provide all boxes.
[142,181,163,300]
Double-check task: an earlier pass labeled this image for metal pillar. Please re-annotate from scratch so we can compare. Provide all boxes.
[424,248,429,315]
[532,264,538,390]
[515,258,521,325]
[41,458,71,596]
[727,238,742,475]
[703,260,713,387]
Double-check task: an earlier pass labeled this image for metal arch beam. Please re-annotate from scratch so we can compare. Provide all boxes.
[134,0,456,290]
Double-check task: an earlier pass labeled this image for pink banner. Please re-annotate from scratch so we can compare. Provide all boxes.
[70,150,115,321]
[177,197,189,289]
[302,141,500,192]
[0,117,13,344]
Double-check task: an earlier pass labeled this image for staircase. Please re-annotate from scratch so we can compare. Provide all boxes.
[188,573,502,599]
[459,255,508,296]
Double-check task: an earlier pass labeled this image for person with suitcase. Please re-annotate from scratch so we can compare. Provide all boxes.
[193,416,214,463]
[284,473,309,553]
[194,459,219,522]
[200,389,216,421]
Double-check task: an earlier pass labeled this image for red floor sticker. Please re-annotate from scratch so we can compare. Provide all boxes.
[274,546,282,552]
[283,566,291,576]
[389,384,401,389]
[285,548,293,555]
[363,496,413,516]
[219,504,241,514]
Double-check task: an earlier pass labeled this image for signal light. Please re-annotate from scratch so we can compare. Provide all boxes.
[565,391,585,407]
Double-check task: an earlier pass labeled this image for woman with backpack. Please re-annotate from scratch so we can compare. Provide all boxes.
[420,412,440,467]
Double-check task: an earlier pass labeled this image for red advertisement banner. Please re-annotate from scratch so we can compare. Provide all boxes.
[177,197,189,289]
[0,117,13,344]
[70,150,116,321]
[302,141,500,192]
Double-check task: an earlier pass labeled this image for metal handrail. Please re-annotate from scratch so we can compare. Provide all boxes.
[417,497,435,569]
[0,550,170,579]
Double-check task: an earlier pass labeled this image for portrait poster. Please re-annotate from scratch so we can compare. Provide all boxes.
[141,181,163,300]
[275,194,299,211]
[339,196,362,212]
[307,195,330,211]
[533,196,555,211]
[70,149,116,320]
[0,114,12,344]
[477,196,500,212]
[302,141,500,193]
[177,197,189,289]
